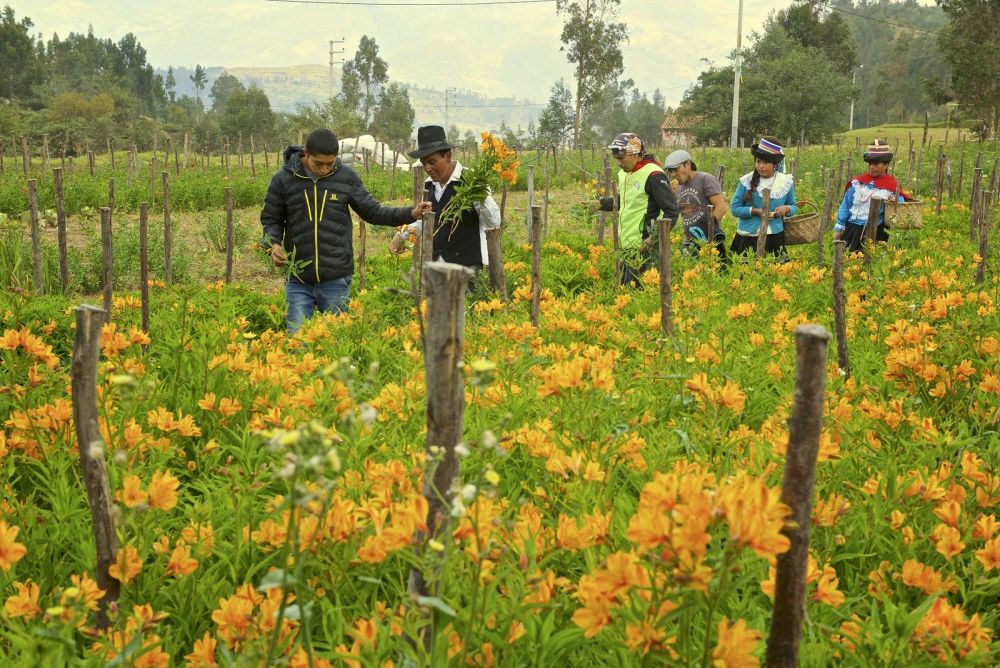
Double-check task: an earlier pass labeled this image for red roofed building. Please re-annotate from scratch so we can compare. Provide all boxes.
[661,114,702,148]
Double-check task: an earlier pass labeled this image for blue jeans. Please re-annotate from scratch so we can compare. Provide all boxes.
[285,276,351,333]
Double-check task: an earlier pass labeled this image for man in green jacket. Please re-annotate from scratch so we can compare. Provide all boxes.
[595,132,678,286]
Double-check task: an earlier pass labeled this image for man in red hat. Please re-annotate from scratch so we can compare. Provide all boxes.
[834,138,912,252]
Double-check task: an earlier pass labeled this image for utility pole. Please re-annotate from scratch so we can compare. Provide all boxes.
[729,0,744,149]
[329,38,345,102]
[445,87,457,130]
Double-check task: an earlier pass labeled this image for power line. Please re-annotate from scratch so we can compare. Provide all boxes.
[812,1,941,36]
[265,0,553,5]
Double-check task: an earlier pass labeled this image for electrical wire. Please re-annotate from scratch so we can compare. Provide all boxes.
[812,1,941,36]
[264,0,554,5]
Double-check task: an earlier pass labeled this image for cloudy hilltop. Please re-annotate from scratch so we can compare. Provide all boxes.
[159,65,541,137]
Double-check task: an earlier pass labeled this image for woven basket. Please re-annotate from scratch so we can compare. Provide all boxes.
[783,200,822,245]
[885,199,923,230]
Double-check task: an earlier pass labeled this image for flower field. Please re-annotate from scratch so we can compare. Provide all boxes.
[1,152,999,666]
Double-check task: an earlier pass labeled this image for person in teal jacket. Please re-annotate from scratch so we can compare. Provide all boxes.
[595,132,678,286]
[729,136,798,259]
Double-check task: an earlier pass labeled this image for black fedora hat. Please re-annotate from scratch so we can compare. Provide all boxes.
[408,125,456,159]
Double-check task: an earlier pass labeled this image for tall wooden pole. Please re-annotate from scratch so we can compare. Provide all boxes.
[54,168,69,292]
[100,207,113,318]
[657,218,673,336]
[756,188,772,256]
[765,325,831,668]
[72,305,120,631]
[225,187,234,283]
[163,172,172,284]
[28,179,44,296]
[140,203,150,334]
[530,204,542,328]
[832,241,850,377]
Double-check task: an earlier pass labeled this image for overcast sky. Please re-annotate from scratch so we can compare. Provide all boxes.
[14,0,933,107]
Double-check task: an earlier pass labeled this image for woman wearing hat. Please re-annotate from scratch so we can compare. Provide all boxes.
[729,136,798,259]
[594,132,678,286]
[834,139,912,252]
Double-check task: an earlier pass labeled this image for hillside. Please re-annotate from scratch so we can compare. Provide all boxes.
[159,64,541,135]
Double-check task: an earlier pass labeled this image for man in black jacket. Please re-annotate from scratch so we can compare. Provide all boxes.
[261,129,430,333]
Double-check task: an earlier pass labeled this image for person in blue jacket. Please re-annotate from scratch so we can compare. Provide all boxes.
[834,138,912,252]
[729,136,797,259]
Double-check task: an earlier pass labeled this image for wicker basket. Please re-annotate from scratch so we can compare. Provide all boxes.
[885,199,923,230]
[783,200,823,245]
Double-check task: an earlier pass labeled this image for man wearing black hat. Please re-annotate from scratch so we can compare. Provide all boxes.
[261,128,431,333]
[390,125,501,273]
[834,139,912,252]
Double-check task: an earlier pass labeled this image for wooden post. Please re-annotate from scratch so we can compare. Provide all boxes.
[499,182,508,227]
[597,157,610,244]
[249,135,257,178]
[0,137,5,173]
[863,198,881,266]
[150,156,158,205]
[934,146,944,215]
[108,138,115,170]
[715,164,725,191]
[705,204,716,250]
[54,168,69,291]
[818,177,835,267]
[657,218,673,336]
[989,157,1000,196]
[71,304,119,631]
[611,167,620,255]
[42,134,49,172]
[163,172,172,284]
[412,163,424,206]
[543,149,550,234]
[173,144,180,176]
[756,188,772,256]
[975,189,989,286]
[530,204,542,328]
[21,136,31,177]
[764,324,831,668]
[358,219,368,290]
[237,132,244,169]
[832,241,850,376]
[28,179,44,296]
[526,165,534,232]
[100,207,113,317]
[225,187,234,283]
[922,111,929,148]
[263,142,271,172]
[184,132,191,168]
[87,148,95,177]
[970,167,983,240]
[140,203,150,334]
[406,261,475,646]
[107,178,115,215]
[956,141,966,198]
[417,210,435,302]
[485,227,508,302]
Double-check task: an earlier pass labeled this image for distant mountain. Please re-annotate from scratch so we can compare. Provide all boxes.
[157,65,541,135]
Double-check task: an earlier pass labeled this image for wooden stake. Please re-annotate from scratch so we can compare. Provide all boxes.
[970,167,983,240]
[417,210,435,303]
[863,198,881,266]
[42,134,49,172]
[108,178,115,215]
[485,227,508,302]
[21,136,30,177]
[28,179,44,295]
[832,241,850,376]
[819,177,835,267]
[597,158,610,244]
[657,218,673,336]
[406,260,475,649]
[412,163,424,206]
[225,187,234,283]
[922,111,929,148]
[530,204,542,328]
[71,304,119,631]
[163,172,172,284]
[756,188,772,256]
[764,324,831,668]
[976,189,989,286]
[715,164,725,191]
[140,203,150,334]
[358,219,367,290]
[250,135,257,178]
[934,145,944,215]
[100,207,113,317]
[54,168,69,291]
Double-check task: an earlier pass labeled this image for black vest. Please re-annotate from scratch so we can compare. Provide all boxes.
[426,178,483,267]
